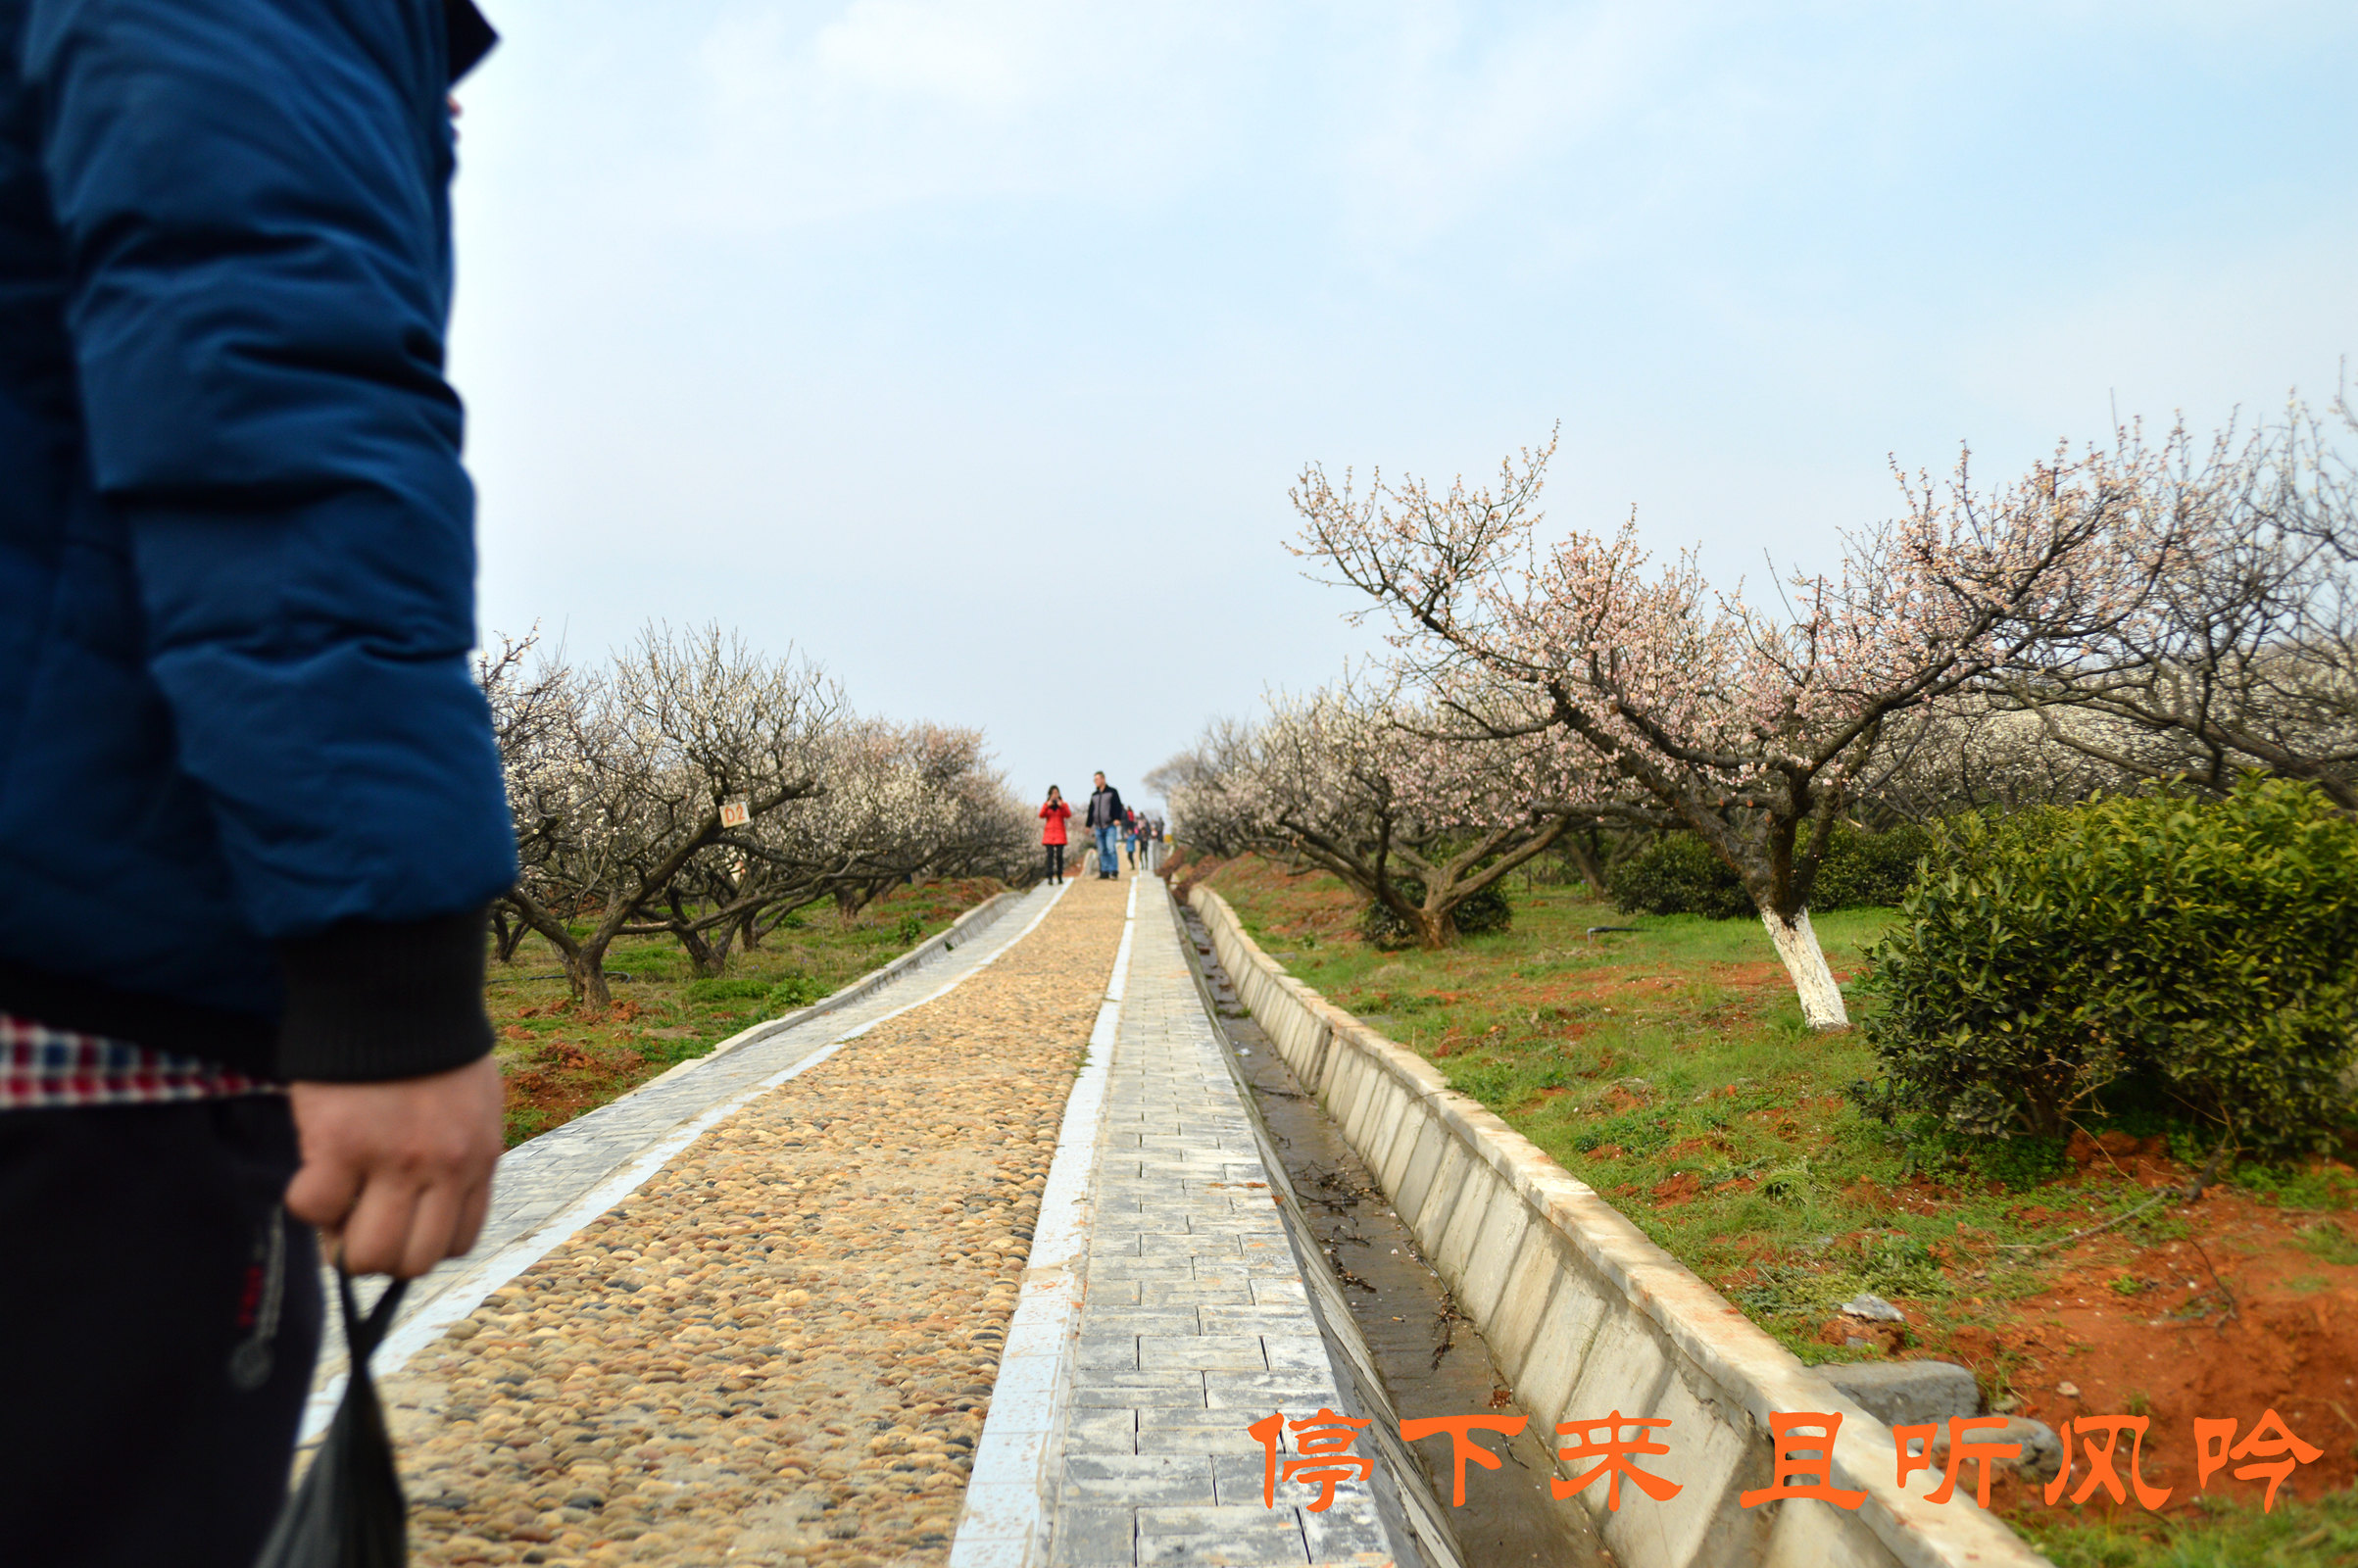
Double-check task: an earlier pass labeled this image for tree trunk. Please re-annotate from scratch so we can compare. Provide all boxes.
[565,933,613,1008]
[504,887,598,1002]
[1560,831,1609,897]
[1411,906,1455,950]
[489,905,531,963]
[672,921,724,978]
[1759,906,1847,1029]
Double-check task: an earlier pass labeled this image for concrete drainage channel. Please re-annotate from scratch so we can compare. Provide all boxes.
[1172,898,1608,1568]
[1187,887,2052,1568]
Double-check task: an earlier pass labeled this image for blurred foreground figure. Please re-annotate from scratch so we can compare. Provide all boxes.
[0,3,511,1562]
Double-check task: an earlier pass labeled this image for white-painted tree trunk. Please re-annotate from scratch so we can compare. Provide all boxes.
[1760,906,1848,1029]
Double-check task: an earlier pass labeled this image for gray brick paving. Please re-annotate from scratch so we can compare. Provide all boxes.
[1046,890,1402,1568]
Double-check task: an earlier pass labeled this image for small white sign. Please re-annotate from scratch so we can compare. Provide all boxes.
[718,798,751,829]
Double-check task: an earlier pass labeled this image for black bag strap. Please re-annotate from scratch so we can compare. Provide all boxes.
[336,1267,410,1370]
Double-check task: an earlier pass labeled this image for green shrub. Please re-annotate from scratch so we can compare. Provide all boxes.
[1811,822,1932,910]
[1606,837,1751,919]
[763,974,825,1012]
[1864,779,2358,1153]
[1358,880,1512,948]
[1608,825,1930,920]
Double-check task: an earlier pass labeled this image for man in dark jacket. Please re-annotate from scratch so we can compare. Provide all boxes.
[0,3,514,1563]
[1085,772,1126,879]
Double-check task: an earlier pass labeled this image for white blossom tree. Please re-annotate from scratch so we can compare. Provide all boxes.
[618,718,1031,972]
[476,626,585,962]
[1149,717,1259,859]
[499,622,841,1004]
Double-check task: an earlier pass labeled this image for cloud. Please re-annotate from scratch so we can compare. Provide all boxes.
[644,0,1753,250]
[658,0,1268,228]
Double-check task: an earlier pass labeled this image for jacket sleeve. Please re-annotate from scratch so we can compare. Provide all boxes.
[29,0,514,1079]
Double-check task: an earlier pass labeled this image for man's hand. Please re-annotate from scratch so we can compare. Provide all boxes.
[285,1056,504,1279]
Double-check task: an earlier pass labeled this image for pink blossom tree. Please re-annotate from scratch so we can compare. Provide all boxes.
[1295,433,2157,1026]
[1998,404,2358,809]
[1169,679,1602,949]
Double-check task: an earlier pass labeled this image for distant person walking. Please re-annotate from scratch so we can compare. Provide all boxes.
[1123,812,1142,869]
[1038,786,1072,886]
[1086,772,1127,880]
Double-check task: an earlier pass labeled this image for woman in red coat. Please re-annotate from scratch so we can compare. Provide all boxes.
[1038,785,1073,886]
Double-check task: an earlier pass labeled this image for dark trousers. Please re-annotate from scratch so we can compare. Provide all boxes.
[0,1097,323,1568]
[1044,843,1063,880]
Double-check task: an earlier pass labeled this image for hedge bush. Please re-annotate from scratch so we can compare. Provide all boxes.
[1812,822,1933,910]
[1359,880,1511,948]
[1864,779,2358,1153]
[1606,823,1931,919]
[1605,836,1752,919]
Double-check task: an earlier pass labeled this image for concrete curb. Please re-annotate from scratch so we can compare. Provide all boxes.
[1189,888,2051,1568]
[589,884,1033,1105]
[950,877,1136,1568]
[683,883,1030,1068]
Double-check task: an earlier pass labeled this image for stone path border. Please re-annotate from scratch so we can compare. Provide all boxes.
[1189,886,2049,1568]
[958,877,1446,1568]
[301,880,1067,1444]
[949,876,1137,1568]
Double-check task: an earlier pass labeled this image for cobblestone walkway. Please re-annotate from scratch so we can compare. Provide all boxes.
[377,875,1126,1566]
[958,883,1415,1568]
[304,888,1055,1435]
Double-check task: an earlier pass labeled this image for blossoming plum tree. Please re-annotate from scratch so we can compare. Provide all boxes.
[1295,433,2154,1026]
[1999,404,2358,809]
[497,622,842,1004]
[1171,680,1599,949]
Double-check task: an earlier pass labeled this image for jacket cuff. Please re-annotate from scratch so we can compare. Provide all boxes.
[275,908,493,1082]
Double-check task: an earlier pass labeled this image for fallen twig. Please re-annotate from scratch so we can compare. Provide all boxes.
[2186,1235,2238,1328]
[2000,1145,2231,1257]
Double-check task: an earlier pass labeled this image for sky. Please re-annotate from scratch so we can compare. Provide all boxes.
[447,1,2358,809]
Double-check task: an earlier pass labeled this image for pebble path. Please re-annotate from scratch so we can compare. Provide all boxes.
[385,873,1134,1567]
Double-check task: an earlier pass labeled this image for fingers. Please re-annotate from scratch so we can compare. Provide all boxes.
[327,1160,491,1278]
[337,1167,426,1277]
[282,1133,364,1233]
[396,1178,471,1281]
[287,1056,507,1277]
[453,1169,494,1259]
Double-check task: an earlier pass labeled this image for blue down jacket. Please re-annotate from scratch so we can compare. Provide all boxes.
[0,0,516,1079]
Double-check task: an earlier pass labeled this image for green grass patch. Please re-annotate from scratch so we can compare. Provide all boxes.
[488,877,1001,1144]
[2016,1488,2358,1567]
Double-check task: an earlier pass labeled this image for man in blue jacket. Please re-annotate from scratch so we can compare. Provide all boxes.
[1086,771,1126,879]
[0,3,515,1562]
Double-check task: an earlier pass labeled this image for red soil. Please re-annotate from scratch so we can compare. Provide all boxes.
[1910,1145,2358,1517]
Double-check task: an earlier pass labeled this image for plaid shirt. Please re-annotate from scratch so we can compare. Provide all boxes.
[1,1012,277,1109]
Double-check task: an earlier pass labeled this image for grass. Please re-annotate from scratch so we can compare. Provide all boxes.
[2018,1489,2358,1567]
[487,878,1003,1145]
